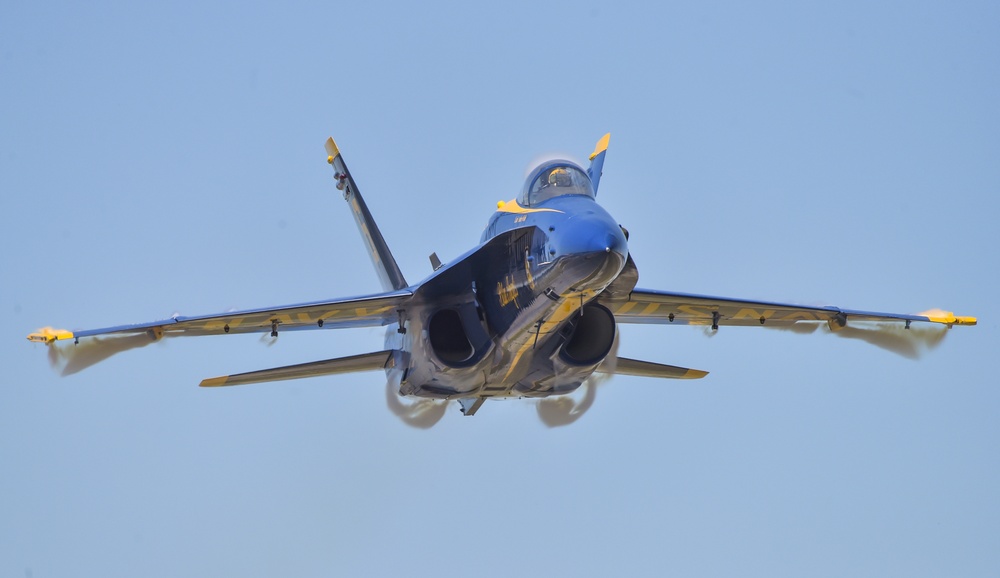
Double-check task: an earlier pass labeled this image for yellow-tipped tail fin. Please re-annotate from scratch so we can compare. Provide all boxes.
[324,137,340,162]
[589,133,610,161]
[587,133,611,194]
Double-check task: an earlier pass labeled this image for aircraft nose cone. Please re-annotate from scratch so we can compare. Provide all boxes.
[555,216,628,289]
[562,218,628,260]
[598,231,625,255]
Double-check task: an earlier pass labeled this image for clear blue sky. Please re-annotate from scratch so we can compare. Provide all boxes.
[3,1,997,576]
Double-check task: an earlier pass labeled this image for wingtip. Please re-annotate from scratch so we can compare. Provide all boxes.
[918,309,978,326]
[27,327,74,344]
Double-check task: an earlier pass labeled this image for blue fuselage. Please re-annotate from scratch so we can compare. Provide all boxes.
[386,190,630,401]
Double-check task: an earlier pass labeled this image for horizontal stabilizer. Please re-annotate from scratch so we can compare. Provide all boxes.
[602,357,708,379]
[200,350,393,387]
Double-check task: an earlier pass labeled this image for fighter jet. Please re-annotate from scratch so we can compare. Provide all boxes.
[29,134,976,416]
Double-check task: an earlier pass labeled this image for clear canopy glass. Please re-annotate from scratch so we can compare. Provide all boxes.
[520,162,595,206]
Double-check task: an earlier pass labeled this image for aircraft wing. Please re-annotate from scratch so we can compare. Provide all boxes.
[603,288,977,329]
[200,350,394,387]
[599,356,708,379]
[28,290,412,343]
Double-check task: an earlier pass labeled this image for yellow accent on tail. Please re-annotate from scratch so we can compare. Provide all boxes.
[589,133,610,160]
[324,137,340,160]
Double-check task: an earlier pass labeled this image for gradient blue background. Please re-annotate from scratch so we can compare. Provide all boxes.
[3,1,996,576]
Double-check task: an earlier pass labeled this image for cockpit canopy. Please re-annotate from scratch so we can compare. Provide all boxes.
[519,160,595,207]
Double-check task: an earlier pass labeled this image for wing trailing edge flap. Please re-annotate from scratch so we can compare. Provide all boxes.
[200,350,394,387]
[598,357,708,380]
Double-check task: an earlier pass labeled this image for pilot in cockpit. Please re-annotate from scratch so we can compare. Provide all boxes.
[546,167,572,188]
[520,162,595,206]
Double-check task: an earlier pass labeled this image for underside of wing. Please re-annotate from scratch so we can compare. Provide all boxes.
[200,350,393,387]
[29,290,412,344]
[600,356,708,379]
[602,289,977,329]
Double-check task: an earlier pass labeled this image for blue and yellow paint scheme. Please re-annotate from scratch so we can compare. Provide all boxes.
[28,134,976,416]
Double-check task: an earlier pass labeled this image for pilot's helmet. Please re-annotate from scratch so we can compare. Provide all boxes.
[547,167,572,187]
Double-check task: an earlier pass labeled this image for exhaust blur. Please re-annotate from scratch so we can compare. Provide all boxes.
[828,322,948,359]
[536,330,619,427]
[385,380,447,429]
[764,319,948,359]
[47,333,165,376]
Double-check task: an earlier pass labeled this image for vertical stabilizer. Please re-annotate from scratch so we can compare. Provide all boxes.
[587,133,610,194]
[325,138,409,291]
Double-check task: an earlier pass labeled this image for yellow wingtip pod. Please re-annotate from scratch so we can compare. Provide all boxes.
[26,327,74,344]
[918,309,978,326]
[589,133,610,161]
[497,200,506,209]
